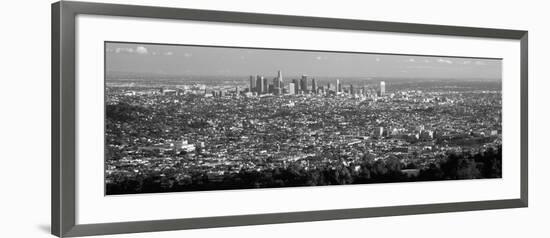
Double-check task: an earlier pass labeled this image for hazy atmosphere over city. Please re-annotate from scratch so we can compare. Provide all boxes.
[105,42,503,195]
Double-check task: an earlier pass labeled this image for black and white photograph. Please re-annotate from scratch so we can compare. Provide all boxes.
[105,42,503,195]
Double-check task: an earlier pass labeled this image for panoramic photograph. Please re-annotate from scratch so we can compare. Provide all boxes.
[104,42,502,195]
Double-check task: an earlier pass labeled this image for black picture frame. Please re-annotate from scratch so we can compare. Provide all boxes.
[52,1,528,237]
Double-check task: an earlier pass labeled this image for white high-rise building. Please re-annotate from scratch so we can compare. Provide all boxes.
[379,81,386,96]
[289,82,296,94]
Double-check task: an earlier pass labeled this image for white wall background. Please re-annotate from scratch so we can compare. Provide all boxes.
[0,0,546,237]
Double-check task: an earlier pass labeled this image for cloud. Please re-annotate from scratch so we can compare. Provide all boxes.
[112,46,149,55]
[135,46,148,55]
[315,56,323,60]
[375,58,381,62]
[115,47,134,54]
[184,52,193,58]
[475,61,486,65]
[437,58,453,64]
[463,60,471,64]
[408,58,415,62]
[164,51,174,56]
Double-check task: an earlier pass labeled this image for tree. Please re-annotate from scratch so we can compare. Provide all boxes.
[418,163,443,180]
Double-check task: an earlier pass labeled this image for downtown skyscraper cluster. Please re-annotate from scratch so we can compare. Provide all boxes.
[249,70,387,97]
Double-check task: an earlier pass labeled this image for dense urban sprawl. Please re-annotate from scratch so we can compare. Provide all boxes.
[105,72,502,194]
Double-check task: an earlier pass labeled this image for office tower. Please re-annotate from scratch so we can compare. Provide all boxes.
[249,75,256,92]
[272,77,280,94]
[262,77,268,93]
[379,81,386,96]
[256,75,263,94]
[300,75,308,93]
[292,79,300,91]
[336,79,341,93]
[311,78,317,94]
[350,84,354,95]
[235,86,240,98]
[277,70,283,87]
[272,77,278,89]
[289,82,296,94]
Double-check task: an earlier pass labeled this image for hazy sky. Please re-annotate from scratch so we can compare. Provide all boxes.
[106,42,502,79]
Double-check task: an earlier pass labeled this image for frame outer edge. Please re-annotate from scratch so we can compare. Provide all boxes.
[51,1,61,237]
[54,1,529,237]
[62,199,524,237]
[520,31,528,207]
[64,1,525,39]
[58,1,78,237]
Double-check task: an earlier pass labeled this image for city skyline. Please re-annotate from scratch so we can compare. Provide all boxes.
[243,70,387,97]
[106,42,502,80]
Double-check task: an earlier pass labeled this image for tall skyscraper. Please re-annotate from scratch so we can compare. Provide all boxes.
[277,70,283,87]
[293,79,300,92]
[289,82,296,94]
[311,78,317,94]
[270,77,278,95]
[300,75,308,93]
[336,79,341,93]
[379,81,386,96]
[256,75,263,94]
[274,79,279,89]
[249,75,256,92]
[262,77,268,93]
